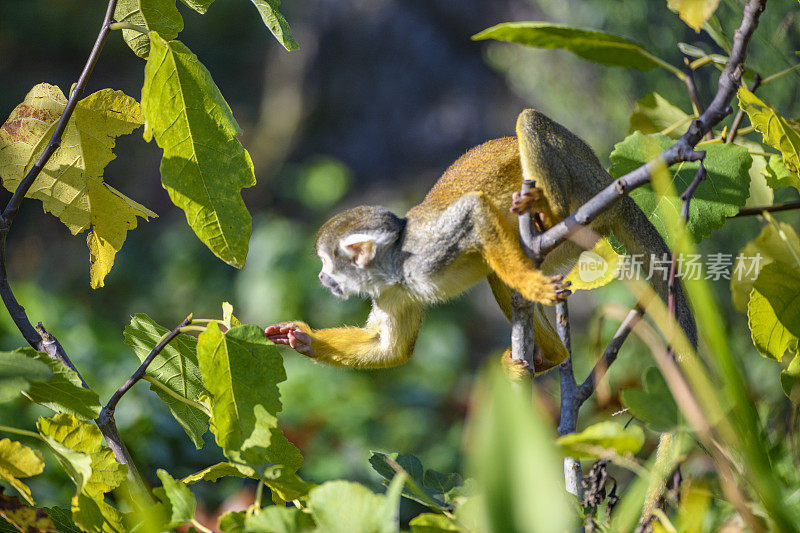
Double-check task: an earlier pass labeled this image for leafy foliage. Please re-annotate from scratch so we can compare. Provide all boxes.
[610,131,751,243]
[472,23,664,71]
[621,367,680,432]
[141,33,255,269]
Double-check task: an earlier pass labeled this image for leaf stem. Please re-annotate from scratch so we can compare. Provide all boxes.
[191,519,214,533]
[109,21,149,35]
[180,325,208,334]
[0,425,43,441]
[640,50,685,79]
[760,63,800,86]
[142,375,211,416]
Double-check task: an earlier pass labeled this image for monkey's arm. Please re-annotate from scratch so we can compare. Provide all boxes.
[265,295,424,368]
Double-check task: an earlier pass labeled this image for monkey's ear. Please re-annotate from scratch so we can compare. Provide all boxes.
[339,232,387,268]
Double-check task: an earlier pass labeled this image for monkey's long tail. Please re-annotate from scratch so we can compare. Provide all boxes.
[612,197,698,350]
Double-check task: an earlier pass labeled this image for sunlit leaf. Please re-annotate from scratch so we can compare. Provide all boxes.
[748,262,800,360]
[667,0,721,32]
[610,132,751,244]
[241,505,315,532]
[556,421,645,459]
[763,155,800,192]
[306,477,403,533]
[123,314,208,448]
[0,439,45,505]
[141,33,255,268]
[738,88,800,174]
[182,461,256,484]
[563,238,622,291]
[154,470,196,529]
[473,22,664,70]
[36,414,126,498]
[0,350,53,403]
[248,0,299,51]
[196,323,301,470]
[71,491,124,533]
[179,0,215,14]
[409,513,460,533]
[731,222,800,311]
[781,354,800,402]
[628,92,691,139]
[19,349,101,420]
[114,0,183,58]
[0,84,155,288]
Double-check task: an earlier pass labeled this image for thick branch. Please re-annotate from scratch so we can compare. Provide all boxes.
[511,180,540,369]
[530,0,766,262]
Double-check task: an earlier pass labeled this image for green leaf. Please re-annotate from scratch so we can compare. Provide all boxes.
[748,262,800,360]
[307,478,403,533]
[731,221,800,311]
[141,33,255,269]
[222,302,242,329]
[240,506,315,533]
[262,465,314,502]
[667,0,721,32]
[556,421,645,459]
[409,513,460,533]
[219,511,246,533]
[0,349,53,403]
[123,314,208,448]
[0,438,45,505]
[179,0,215,14]
[44,507,82,533]
[0,84,156,288]
[738,88,800,174]
[472,22,664,70]
[368,452,463,511]
[36,414,127,498]
[609,132,751,244]
[248,0,299,51]
[746,155,774,209]
[114,0,183,58]
[764,155,800,192]
[182,461,256,484]
[196,323,301,471]
[71,491,125,533]
[466,366,573,532]
[20,349,101,420]
[628,92,691,139]
[781,354,800,401]
[154,469,196,528]
[621,367,680,432]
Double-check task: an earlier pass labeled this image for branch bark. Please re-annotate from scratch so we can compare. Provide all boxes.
[529,0,767,263]
[511,180,540,370]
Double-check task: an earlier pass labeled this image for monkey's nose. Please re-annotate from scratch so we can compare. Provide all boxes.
[318,272,324,281]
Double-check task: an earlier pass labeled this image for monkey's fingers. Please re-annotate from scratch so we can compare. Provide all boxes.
[510,188,545,215]
[288,328,316,357]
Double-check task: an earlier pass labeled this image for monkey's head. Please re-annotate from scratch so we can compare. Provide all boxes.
[314,206,406,299]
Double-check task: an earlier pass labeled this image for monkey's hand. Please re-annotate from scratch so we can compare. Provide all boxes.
[510,188,547,215]
[264,323,316,358]
[529,274,571,305]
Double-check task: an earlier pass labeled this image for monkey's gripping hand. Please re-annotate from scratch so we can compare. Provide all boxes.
[264,323,316,358]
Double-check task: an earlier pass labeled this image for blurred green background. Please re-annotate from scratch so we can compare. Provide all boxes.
[1,0,799,518]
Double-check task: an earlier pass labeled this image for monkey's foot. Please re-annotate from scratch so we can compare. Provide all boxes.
[527,274,571,305]
[511,188,547,215]
[501,347,543,381]
[265,323,316,358]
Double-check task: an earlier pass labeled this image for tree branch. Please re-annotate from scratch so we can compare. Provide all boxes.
[733,199,800,217]
[529,0,766,262]
[511,180,540,370]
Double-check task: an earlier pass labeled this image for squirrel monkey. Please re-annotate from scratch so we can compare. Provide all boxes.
[265,109,697,373]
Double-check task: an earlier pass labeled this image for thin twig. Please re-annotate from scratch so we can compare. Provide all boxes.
[577,308,642,401]
[733,199,800,217]
[100,314,193,416]
[683,58,713,141]
[529,0,766,262]
[555,301,584,498]
[726,73,762,143]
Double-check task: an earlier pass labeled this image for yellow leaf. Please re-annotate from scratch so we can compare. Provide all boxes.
[0,438,45,505]
[0,83,156,288]
[738,87,800,174]
[564,237,622,291]
[667,0,721,32]
[0,491,57,532]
